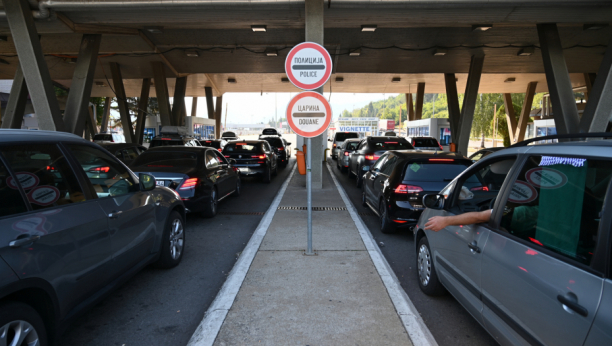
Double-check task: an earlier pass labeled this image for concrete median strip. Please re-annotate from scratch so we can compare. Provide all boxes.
[326,163,438,346]
[186,165,296,346]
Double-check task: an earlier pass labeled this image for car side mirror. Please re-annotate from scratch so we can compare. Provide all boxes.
[423,194,445,210]
[139,173,156,191]
[328,139,332,142]
[287,142,292,145]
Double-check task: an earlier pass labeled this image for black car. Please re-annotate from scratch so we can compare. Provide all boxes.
[336,138,361,173]
[149,128,201,148]
[362,151,471,233]
[131,146,240,218]
[468,147,505,162]
[223,140,278,183]
[100,143,147,165]
[348,136,414,187]
[198,139,228,152]
[221,131,240,141]
[0,130,185,346]
[260,135,292,166]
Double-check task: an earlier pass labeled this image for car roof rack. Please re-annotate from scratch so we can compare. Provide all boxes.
[508,132,612,148]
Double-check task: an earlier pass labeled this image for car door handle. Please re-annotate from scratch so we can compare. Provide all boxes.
[108,211,123,219]
[467,241,481,253]
[9,235,40,248]
[557,293,588,317]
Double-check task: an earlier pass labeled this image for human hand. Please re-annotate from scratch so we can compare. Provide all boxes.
[424,216,448,232]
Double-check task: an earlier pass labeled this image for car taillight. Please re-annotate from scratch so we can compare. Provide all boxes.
[224,155,230,158]
[344,151,349,156]
[395,184,423,194]
[429,158,454,162]
[333,143,337,148]
[162,137,172,140]
[470,186,490,192]
[218,148,223,152]
[46,165,57,172]
[365,155,379,161]
[89,166,110,173]
[179,178,198,190]
[278,147,284,151]
[252,155,266,159]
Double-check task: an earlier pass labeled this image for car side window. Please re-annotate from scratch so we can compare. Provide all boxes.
[205,151,220,169]
[452,156,517,213]
[66,144,139,198]
[122,148,139,161]
[381,156,398,175]
[357,141,366,150]
[0,158,29,217]
[372,154,388,172]
[1,144,88,209]
[214,151,229,165]
[498,155,611,268]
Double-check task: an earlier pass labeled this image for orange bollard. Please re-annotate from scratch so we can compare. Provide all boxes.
[449,143,457,152]
[296,151,306,175]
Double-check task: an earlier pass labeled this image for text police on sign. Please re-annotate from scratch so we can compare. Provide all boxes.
[286,92,332,138]
[285,42,332,91]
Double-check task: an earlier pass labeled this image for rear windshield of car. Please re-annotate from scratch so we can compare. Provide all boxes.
[133,151,199,168]
[222,132,236,137]
[149,139,183,148]
[201,140,221,149]
[263,138,283,147]
[94,134,112,141]
[370,140,413,150]
[412,138,439,147]
[346,141,360,150]
[334,133,359,142]
[403,161,470,182]
[262,129,278,136]
[224,142,262,153]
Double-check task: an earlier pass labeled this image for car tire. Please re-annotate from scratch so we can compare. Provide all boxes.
[232,179,241,197]
[417,236,446,296]
[379,200,398,234]
[153,211,185,268]
[201,187,218,218]
[356,166,363,188]
[262,165,272,183]
[0,301,48,346]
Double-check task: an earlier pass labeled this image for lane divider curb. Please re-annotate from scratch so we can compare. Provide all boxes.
[326,163,438,346]
[187,164,297,346]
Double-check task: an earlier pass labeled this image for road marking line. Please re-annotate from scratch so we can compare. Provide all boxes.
[187,164,297,346]
[326,163,438,346]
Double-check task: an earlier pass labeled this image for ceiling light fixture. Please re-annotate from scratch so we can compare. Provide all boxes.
[505,77,516,83]
[251,25,267,32]
[361,25,377,32]
[433,48,447,56]
[472,24,493,32]
[185,49,199,57]
[144,26,163,34]
[265,48,278,57]
[392,77,401,83]
[349,48,361,57]
[517,47,534,56]
[227,78,237,83]
[281,77,289,83]
[335,76,344,82]
[584,23,608,30]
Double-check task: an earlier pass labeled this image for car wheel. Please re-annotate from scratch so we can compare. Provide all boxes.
[154,211,185,268]
[201,188,218,218]
[0,301,48,346]
[232,179,241,197]
[379,200,398,234]
[262,165,271,183]
[356,166,363,187]
[417,236,446,296]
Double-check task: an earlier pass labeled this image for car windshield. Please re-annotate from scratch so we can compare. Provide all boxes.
[403,161,470,181]
[149,139,183,148]
[224,142,262,153]
[133,151,199,168]
[222,132,236,137]
[412,138,439,147]
[202,140,221,149]
[335,133,359,141]
[370,140,413,150]
[263,138,283,147]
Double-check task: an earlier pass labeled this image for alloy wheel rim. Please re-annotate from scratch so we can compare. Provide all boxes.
[418,244,432,286]
[169,219,184,260]
[0,320,39,346]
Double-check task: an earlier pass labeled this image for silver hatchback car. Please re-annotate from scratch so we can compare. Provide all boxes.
[414,137,612,346]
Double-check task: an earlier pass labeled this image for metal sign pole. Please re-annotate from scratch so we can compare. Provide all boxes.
[306,137,314,255]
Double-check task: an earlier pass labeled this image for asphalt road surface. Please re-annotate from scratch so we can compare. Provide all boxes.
[57,159,296,346]
[327,158,498,346]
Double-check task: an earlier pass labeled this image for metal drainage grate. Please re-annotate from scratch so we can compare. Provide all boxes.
[277,206,347,211]
[217,211,265,216]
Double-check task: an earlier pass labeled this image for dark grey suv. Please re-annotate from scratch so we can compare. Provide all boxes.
[0,130,186,346]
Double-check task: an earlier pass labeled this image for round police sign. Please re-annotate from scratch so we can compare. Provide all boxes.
[285,42,332,91]
[286,91,332,138]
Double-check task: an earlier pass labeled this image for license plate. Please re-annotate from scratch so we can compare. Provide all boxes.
[156,180,166,186]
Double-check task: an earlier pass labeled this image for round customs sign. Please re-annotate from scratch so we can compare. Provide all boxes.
[508,181,538,204]
[525,167,567,189]
[7,172,39,190]
[286,92,332,138]
[27,186,60,206]
[285,42,332,91]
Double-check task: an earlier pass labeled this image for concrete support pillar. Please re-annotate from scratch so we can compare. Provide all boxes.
[135,78,151,144]
[87,105,98,136]
[205,86,215,120]
[4,0,65,131]
[503,93,517,141]
[405,93,414,122]
[415,82,425,120]
[515,82,537,142]
[172,76,187,126]
[537,23,580,134]
[305,0,324,189]
[100,97,111,133]
[2,65,28,129]
[444,73,461,144]
[579,35,612,133]
[151,61,172,126]
[457,55,485,156]
[64,34,102,136]
[109,62,135,143]
[215,96,223,138]
[191,97,198,117]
